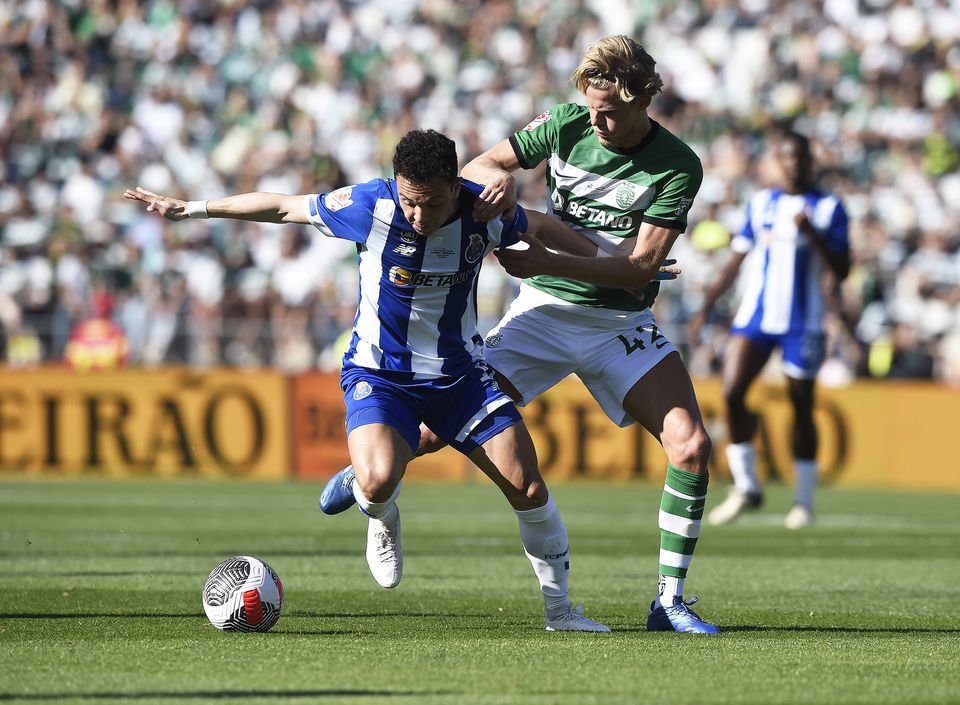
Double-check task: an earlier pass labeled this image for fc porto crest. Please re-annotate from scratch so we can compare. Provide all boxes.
[353,381,373,400]
[464,233,485,264]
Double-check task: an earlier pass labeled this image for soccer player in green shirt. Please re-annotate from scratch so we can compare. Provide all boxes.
[322,35,718,634]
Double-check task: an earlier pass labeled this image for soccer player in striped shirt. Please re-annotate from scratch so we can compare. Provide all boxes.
[125,129,611,632]
[324,36,721,633]
[688,128,851,529]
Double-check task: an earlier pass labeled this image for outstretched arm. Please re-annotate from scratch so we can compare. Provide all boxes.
[123,187,310,225]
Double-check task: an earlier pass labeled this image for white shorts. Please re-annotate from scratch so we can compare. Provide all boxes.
[482,285,677,427]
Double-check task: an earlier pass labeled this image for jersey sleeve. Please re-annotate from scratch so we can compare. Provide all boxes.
[509,104,569,170]
[641,157,703,233]
[495,205,528,249]
[303,180,382,243]
[822,198,850,253]
[731,199,756,254]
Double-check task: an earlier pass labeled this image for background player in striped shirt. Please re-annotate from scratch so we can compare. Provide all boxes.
[125,129,611,632]
[689,128,851,529]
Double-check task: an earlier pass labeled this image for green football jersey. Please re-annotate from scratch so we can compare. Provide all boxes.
[510,103,703,311]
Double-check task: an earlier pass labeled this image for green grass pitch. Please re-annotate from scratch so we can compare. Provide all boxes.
[1,479,958,704]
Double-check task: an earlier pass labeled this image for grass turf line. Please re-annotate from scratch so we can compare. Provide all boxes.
[0,479,958,705]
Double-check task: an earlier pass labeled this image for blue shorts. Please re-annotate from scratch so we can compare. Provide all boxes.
[340,360,522,455]
[730,328,825,380]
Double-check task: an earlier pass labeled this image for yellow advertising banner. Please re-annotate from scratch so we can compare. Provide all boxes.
[290,372,958,490]
[523,376,960,491]
[0,368,289,480]
[291,372,471,482]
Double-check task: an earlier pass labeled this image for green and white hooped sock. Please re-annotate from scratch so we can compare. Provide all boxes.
[656,464,708,608]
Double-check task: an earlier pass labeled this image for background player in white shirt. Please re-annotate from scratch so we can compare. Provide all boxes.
[125,129,611,632]
[688,127,851,529]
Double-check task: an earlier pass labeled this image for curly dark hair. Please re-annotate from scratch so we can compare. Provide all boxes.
[392,129,458,185]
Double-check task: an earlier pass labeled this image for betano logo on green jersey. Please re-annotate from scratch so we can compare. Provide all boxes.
[563,200,634,229]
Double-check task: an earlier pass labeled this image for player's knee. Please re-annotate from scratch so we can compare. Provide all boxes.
[354,463,398,501]
[666,426,712,474]
[501,475,547,508]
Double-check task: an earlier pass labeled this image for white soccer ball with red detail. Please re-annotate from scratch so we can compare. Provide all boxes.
[202,556,284,632]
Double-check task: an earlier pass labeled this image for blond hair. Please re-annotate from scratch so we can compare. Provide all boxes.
[571,35,663,103]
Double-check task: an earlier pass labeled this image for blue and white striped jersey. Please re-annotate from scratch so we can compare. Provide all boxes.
[731,188,849,337]
[304,179,524,379]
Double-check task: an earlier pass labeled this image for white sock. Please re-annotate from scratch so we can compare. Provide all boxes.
[657,575,685,608]
[353,479,401,520]
[793,459,817,508]
[725,441,760,495]
[515,496,570,615]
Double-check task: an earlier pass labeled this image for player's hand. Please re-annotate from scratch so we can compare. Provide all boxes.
[123,187,190,221]
[794,208,813,232]
[655,258,681,281]
[687,309,707,346]
[473,172,518,222]
[495,232,552,279]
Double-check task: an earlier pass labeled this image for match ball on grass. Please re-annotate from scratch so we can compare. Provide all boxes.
[202,556,284,632]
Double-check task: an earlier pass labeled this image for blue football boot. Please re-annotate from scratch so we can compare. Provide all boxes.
[646,596,720,634]
[318,465,357,515]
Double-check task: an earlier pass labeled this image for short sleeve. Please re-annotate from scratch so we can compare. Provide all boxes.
[641,158,703,233]
[510,105,569,170]
[731,200,756,253]
[824,199,850,253]
[496,205,527,249]
[304,180,382,244]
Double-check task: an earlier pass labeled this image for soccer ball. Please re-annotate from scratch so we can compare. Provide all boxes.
[202,556,284,632]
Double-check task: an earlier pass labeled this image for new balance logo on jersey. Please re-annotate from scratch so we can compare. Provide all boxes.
[393,244,417,256]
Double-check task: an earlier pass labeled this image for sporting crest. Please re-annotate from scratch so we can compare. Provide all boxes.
[615,183,637,209]
[352,381,372,400]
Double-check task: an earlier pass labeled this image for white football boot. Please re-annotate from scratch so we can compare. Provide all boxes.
[545,603,611,632]
[366,507,403,588]
[707,489,763,526]
[784,503,814,529]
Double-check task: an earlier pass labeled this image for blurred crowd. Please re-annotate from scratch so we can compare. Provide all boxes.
[1,0,959,383]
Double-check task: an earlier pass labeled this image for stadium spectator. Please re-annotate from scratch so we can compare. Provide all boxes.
[1,0,958,381]
[688,128,851,530]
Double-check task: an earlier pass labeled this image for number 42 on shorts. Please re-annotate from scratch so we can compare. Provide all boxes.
[616,324,670,355]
